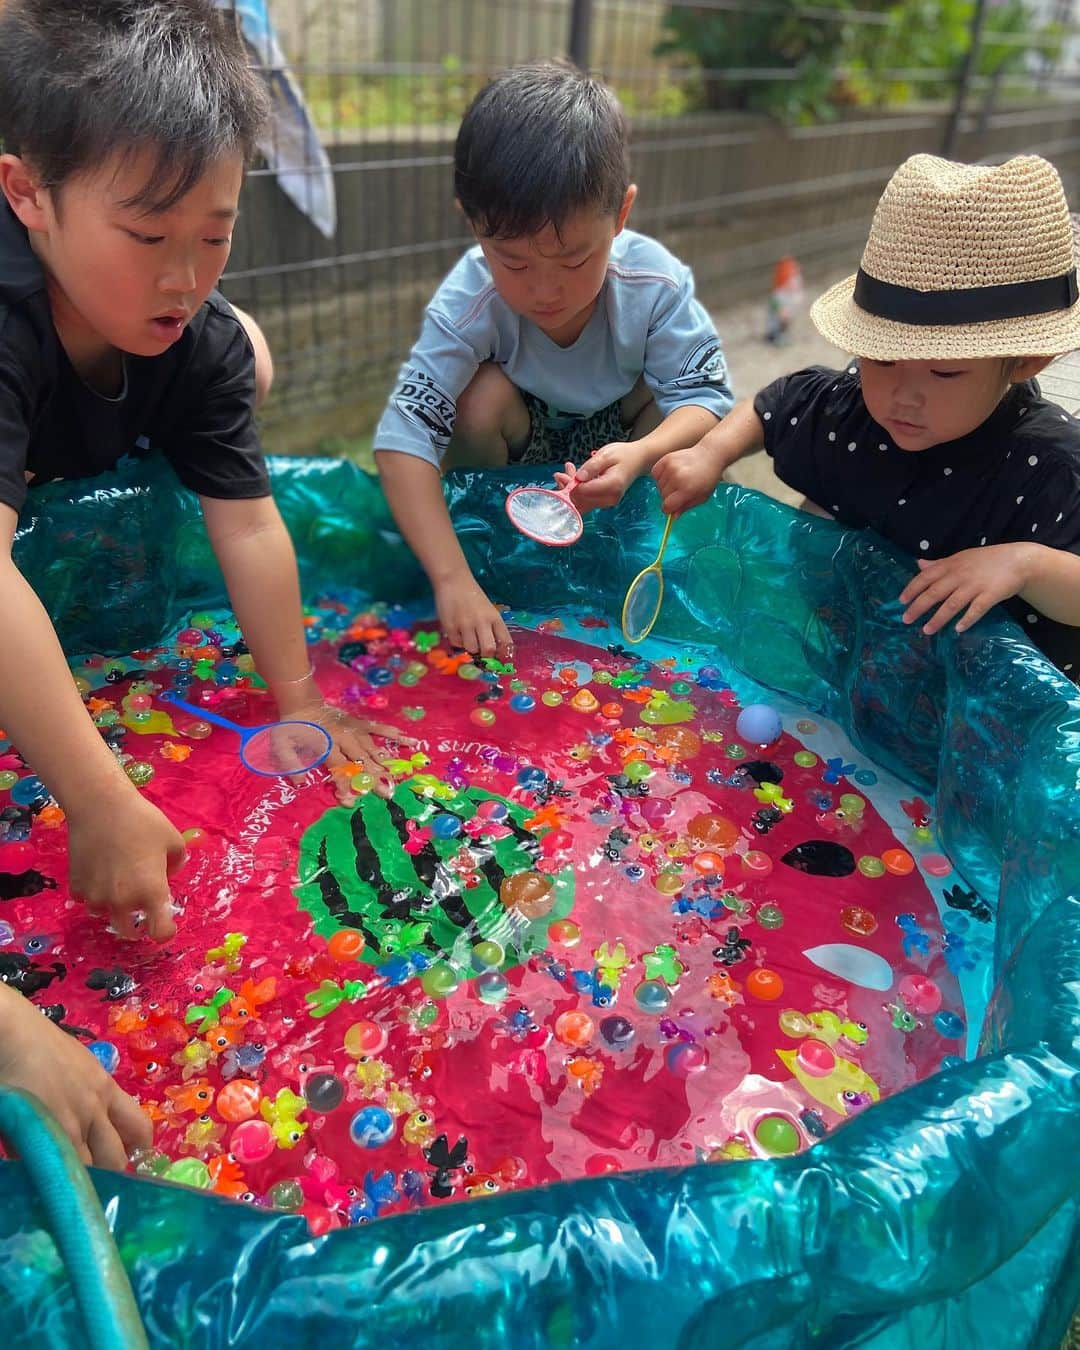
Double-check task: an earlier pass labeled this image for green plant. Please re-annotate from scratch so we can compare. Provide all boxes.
[843,0,972,108]
[655,0,871,123]
[846,0,1064,109]
[657,0,1062,123]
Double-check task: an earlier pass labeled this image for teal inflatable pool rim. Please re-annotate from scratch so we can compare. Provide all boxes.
[4,454,1078,1349]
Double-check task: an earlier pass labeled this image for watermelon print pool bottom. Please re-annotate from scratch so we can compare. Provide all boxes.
[0,602,992,1227]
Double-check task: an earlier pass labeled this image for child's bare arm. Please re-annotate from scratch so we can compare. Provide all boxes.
[0,506,185,940]
[375,450,513,660]
[199,494,311,685]
[652,399,766,515]
[1019,545,1080,625]
[200,493,411,799]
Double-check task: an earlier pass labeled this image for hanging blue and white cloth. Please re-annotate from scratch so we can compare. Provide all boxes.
[217,0,337,239]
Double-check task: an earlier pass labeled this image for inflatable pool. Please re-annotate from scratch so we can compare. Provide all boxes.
[1,456,1077,1348]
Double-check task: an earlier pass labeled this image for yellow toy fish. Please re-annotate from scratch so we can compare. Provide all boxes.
[385,1084,419,1117]
[809,1010,869,1046]
[267,1115,308,1150]
[354,1056,392,1096]
[385,752,430,777]
[259,1087,308,1148]
[172,1040,214,1079]
[206,932,247,971]
[403,1109,436,1147]
[184,1114,225,1152]
[780,1008,869,1047]
[776,1047,880,1116]
[753,782,794,813]
[593,941,630,988]
[709,1137,754,1162]
[408,773,457,801]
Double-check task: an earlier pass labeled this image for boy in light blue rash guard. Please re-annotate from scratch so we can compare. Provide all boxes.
[375,61,733,660]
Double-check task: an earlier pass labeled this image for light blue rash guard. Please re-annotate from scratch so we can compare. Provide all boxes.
[374,228,733,465]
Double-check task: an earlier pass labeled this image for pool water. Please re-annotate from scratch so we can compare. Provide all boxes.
[0,596,995,1228]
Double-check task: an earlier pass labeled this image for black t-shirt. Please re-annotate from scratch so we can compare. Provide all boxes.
[754,365,1080,678]
[0,205,270,516]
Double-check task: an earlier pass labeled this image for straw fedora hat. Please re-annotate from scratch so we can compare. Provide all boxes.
[811,153,1080,360]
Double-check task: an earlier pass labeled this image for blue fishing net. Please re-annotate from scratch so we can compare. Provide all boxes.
[3,454,1078,1348]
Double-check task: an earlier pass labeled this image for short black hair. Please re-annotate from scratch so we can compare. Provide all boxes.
[454,61,630,240]
[0,0,268,212]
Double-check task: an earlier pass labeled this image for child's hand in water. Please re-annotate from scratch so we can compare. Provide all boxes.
[0,981,152,1169]
[900,544,1034,635]
[303,706,410,802]
[652,444,722,515]
[433,573,513,663]
[572,443,649,511]
[271,672,416,802]
[67,790,186,942]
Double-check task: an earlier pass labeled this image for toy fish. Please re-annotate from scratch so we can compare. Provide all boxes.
[776,1047,880,1116]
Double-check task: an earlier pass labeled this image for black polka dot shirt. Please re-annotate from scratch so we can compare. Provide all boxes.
[754,365,1080,679]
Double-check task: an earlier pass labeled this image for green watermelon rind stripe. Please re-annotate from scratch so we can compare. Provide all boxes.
[296,810,374,938]
[294,781,575,976]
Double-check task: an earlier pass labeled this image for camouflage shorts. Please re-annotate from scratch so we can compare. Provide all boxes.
[510,391,627,467]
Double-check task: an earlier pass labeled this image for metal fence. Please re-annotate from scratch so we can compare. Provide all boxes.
[219,0,1080,452]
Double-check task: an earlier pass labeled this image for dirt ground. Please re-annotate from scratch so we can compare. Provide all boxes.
[710,270,847,507]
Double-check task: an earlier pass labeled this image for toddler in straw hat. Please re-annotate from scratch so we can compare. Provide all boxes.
[655,153,1080,680]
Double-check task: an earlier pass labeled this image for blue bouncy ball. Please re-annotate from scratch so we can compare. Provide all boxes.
[431,813,462,840]
[934,1010,965,1039]
[634,981,672,1013]
[350,1106,395,1148]
[10,776,48,808]
[735,704,783,747]
[666,1041,708,1076]
[366,666,394,686]
[88,1041,120,1074]
[516,766,546,790]
[510,694,536,713]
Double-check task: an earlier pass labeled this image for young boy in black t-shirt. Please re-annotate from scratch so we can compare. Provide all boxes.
[0,0,398,948]
[655,154,1080,680]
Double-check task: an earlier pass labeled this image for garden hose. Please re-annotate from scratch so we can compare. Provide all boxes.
[0,1086,148,1350]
